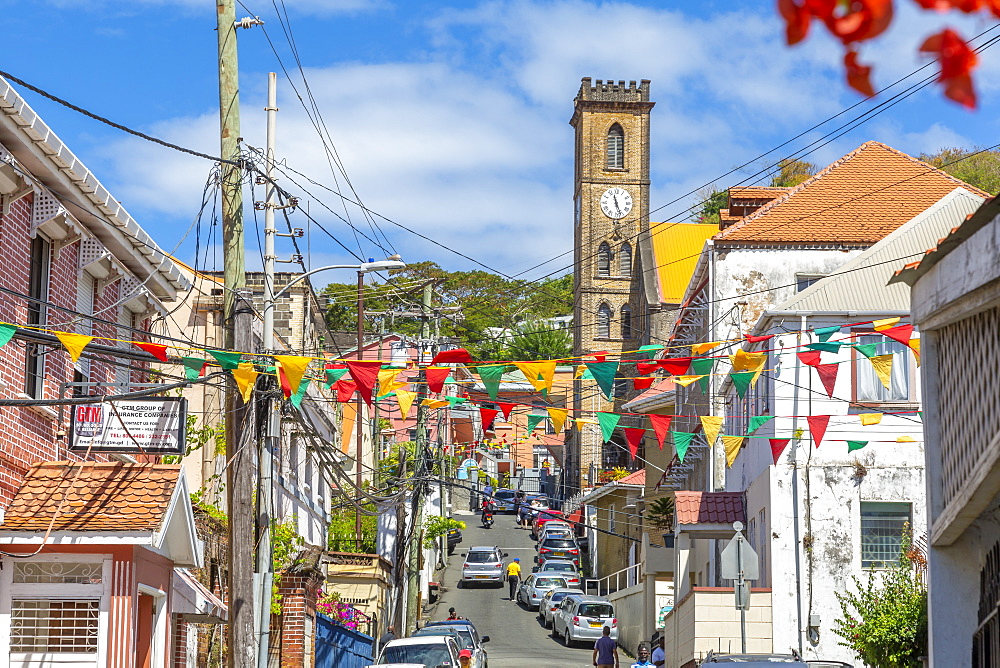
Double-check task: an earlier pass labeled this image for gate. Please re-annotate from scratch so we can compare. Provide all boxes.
[315,613,374,668]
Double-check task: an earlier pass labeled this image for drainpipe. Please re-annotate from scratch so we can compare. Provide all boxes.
[791,314,806,657]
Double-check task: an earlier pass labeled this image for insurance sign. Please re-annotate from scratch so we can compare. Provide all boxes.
[69,397,187,455]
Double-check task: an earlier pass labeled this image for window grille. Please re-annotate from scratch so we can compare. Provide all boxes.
[597,303,612,338]
[621,305,633,340]
[974,540,1000,668]
[597,243,612,277]
[14,561,102,585]
[855,334,912,402]
[860,501,911,567]
[606,124,624,169]
[619,242,632,276]
[10,599,99,653]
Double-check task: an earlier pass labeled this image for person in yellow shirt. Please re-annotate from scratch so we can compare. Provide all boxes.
[506,558,521,601]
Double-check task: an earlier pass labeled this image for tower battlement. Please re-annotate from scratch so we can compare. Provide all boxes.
[576,77,650,103]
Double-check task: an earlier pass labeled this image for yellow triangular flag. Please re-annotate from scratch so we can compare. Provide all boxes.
[730,349,767,373]
[692,341,721,355]
[701,415,723,445]
[722,435,744,468]
[378,368,405,396]
[908,338,921,367]
[574,366,587,379]
[860,412,883,426]
[674,375,706,387]
[56,331,93,363]
[274,355,310,395]
[547,408,568,434]
[232,362,258,404]
[515,361,557,393]
[396,389,416,418]
[873,317,900,331]
[897,435,916,442]
[869,354,894,390]
[422,399,449,408]
[574,418,596,431]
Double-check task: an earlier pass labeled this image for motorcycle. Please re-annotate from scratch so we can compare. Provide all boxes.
[482,510,494,529]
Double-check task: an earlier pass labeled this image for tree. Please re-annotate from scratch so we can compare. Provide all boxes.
[506,319,573,362]
[770,158,816,188]
[692,187,728,225]
[920,146,1000,195]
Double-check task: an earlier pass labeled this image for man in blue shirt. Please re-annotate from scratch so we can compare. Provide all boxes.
[630,646,653,667]
[593,626,618,668]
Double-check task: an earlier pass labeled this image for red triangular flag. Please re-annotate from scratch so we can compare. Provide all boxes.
[431,348,472,365]
[497,402,517,420]
[589,351,608,363]
[425,366,451,394]
[335,379,357,403]
[815,363,839,398]
[797,350,822,367]
[658,357,692,376]
[633,377,655,390]
[480,407,499,430]
[636,360,659,375]
[278,366,292,398]
[881,324,914,347]
[807,415,830,449]
[345,361,382,406]
[623,428,646,461]
[647,414,673,450]
[770,438,791,465]
[135,342,169,362]
[745,334,774,344]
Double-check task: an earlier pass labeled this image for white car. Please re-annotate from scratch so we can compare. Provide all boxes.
[377,636,461,667]
[536,560,582,588]
[537,523,574,544]
[552,594,617,647]
[515,573,570,610]
[537,587,584,628]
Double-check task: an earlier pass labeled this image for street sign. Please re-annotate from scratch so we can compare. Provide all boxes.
[68,397,187,455]
[720,531,759,581]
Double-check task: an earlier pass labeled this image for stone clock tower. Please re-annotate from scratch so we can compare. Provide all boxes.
[566,78,655,492]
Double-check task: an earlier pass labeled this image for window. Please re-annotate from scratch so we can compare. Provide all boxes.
[606,124,624,169]
[795,273,826,292]
[597,303,612,338]
[861,501,911,567]
[11,600,99,653]
[620,304,632,339]
[24,236,50,398]
[116,308,135,390]
[855,334,915,402]
[597,242,612,277]
[619,242,632,276]
[613,377,629,398]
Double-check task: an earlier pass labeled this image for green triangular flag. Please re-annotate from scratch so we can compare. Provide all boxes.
[324,368,348,387]
[690,358,714,392]
[806,342,842,353]
[853,343,879,359]
[815,325,840,342]
[445,396,468,408]
[580,368,594,380]
[596,412,621,443]
[672,431,695,463]
[208,350,242,370]
[730,371,755,398]
[638,345,664,360]
[290,376,311,409]
[527,414,546,432]
[182,357,206,381]
[586,361,620,400]
[476,365,506,401]
[747,415,774,436]
[0,323,16,348]
[847,440,868,452]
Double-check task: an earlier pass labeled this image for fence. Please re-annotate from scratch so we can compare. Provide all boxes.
[315,613,374,668]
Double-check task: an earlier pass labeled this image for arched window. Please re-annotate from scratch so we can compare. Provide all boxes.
[621,304,633,340]
[598,303,612,338]
[619,242,632,276]
[597,242,612,277]
[606,124,624,169]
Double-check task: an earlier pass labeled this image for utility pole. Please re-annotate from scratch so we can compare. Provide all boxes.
[355,269,366,550]
[217,0,256,664]
[256,71,279,668]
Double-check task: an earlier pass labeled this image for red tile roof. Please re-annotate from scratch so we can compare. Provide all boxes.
[2,461,180,532]
[617,469,646,486]
[715,142,988,245]
[674,491,745,525]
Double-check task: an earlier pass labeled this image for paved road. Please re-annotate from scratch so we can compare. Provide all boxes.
[435,510,600,668]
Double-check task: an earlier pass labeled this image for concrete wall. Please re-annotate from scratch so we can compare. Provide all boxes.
[610,583,646,656]
[661,588,772,666]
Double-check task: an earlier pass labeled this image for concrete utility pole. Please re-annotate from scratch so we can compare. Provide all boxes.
[355,268,366,550]
[217,1,256,665]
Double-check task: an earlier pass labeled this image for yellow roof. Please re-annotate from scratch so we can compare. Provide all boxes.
[650,222,717,303]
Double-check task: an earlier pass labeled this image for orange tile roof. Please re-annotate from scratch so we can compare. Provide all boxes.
[728,186,792,200]
[617,469,646,486]
[2,461,180,532]
[715,141,988,245]
[674,491,745,525]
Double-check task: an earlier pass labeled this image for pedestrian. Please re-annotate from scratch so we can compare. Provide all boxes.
[505,557,521,601]
[651,637,665,667]
[513,489,526,522]
[378,625,395,647]
[630,645,653,667]
[447,607,460,620]
[593,626,619,668]
[458,648,473,668]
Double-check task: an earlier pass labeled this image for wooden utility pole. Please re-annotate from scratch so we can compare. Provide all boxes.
[217,1,256,665]
[355,269,365,550]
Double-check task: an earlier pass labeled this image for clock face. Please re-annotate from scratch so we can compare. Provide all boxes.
[600,187,633,220]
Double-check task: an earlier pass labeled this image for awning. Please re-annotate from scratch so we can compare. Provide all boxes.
[172,568,227,623]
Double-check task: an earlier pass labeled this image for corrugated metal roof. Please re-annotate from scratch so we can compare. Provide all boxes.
[650,222,717,303]
[774,188,984,313]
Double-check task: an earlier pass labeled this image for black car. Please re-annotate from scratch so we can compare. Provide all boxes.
[447,524,463,554]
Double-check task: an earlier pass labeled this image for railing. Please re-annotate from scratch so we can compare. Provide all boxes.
[597,562,643,596]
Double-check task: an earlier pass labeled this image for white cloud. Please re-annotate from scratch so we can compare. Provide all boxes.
[44,0,385,16]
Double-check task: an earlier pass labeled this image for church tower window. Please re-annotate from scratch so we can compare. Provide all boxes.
[621,304,633,339]
[607,124,624,169]
[619,242,632,276]
[598,303,612,338]
[597,242,612,277]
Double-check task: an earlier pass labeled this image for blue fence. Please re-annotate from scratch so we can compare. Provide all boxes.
[315,613,374,668]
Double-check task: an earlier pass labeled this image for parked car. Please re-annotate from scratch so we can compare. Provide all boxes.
[492,489,516,512]
[537,587,584,628]
[459,546,507,588]
[447,524,463,554]
[551,594,617,647]
[413,622,490,668]
[377,636,460,667]
[536,559,581,588]
[536,537,580,566]
[531,509,565,537]
[536,522,573,544]
[516,573,570,610]
[701,651,811,665]
[536,553,582,572]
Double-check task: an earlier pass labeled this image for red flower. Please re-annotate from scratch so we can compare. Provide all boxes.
[920,28,978,108]
[845,49,876,96]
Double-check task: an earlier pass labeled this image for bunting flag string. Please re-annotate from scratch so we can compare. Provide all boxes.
[425,366,451,394]
[547,408,568,434]
[586,360,619,399]
[395,389,416,418]
[526,414,546,433]
[860,412,883,426]
[672,431,695,463]
[475,365,507,400]
[847,440,868,452]
[815,325,840,342]
[345,361,381,406]
[873,317,901,331]
[815,363,839,398]
[232,362,258,404]
[807,415,830,449]
[723,435,745,467]
[56,332,93,364]
[700,415,723,446]
[869,354,894,390]
[378,368,407,397]
[276,365,292,399]
[730,371,756,398]
[623,428,646,461]
[596,412,621,443]
[497,402,517,421]
[290,376,310,409]
[480,407,499,430]
[515,361,557,393]
[797,350,822,367]
[325,367,348,387]
[208,350,242,371]
[747,415,774,435]
[135,341,169,363]
[691,341,720,355]
[881,324,913,346]
[335,379,357,403]
[770,438,791,464]
[648,414,673,449]
[275,355,311,396]
[182,357,207,381]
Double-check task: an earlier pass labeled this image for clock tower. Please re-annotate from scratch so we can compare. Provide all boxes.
[567,78,655,492]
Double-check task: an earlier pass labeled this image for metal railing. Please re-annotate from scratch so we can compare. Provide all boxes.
[597,562,643,597]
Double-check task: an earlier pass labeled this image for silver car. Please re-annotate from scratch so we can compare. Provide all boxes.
[515,573,570,610]
[459,546,507,587]
[413,623,490,668]
[377,636,461,667]
[537,587,584,628]
[552,594,617,646]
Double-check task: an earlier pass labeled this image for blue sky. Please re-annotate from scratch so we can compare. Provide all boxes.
[3,0,999,285]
